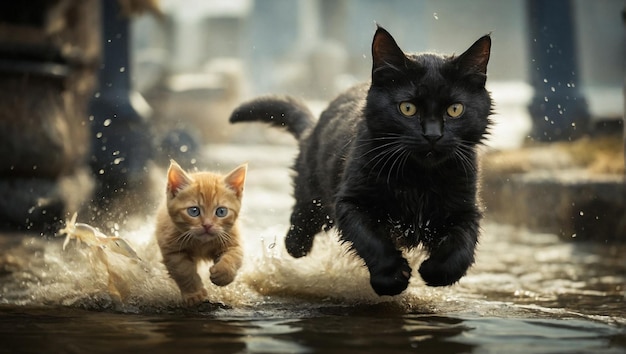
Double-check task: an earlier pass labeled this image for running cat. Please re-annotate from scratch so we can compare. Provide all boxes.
[230,26,492,296]
[155,160,247,305]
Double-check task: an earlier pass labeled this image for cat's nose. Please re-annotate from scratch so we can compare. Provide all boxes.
[423,133,442,144]
[422,119,443,144]
[203,224,213,233]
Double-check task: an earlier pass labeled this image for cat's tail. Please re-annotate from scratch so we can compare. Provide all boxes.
[229,96,315,139]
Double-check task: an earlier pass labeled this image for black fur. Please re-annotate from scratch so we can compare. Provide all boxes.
[230,26,492,296]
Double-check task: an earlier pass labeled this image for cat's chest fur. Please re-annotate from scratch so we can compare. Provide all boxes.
[385,183,447,248]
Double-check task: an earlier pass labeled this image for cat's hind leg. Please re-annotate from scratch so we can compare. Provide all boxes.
[284,200,326,258]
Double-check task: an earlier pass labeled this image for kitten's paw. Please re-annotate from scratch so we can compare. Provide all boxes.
[182,288,208,306]
[285,230,314,258]
[369,259,412,296]
[209,263,236,286]
[418,250,473,287]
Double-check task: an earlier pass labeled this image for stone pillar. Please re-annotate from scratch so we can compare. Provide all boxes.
[526,0,590,141]
[88,0,154,215]
[0,0,100,233]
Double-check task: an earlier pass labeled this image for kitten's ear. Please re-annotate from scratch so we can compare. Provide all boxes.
[224,163,247,198]
[371,25,407,76]
[456,34,491,76]
[167,160,193,198]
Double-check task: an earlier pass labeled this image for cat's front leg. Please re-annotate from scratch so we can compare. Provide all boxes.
[162,252,207,306]
[210,246,243,286]
[418,219,479,287]
[335,198,412,296]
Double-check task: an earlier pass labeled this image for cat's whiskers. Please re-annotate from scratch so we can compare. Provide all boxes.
[354,135,403,159]
[384,145,410,186]
[215,230,234,249]
[452,141,477,178]
[360,139,409,185]
[365,142,401,172]
[174,230,196,251]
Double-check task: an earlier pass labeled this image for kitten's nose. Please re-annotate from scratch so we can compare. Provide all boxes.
[203,224,213,233]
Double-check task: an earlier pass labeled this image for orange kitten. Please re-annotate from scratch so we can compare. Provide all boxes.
[155,160,247,306]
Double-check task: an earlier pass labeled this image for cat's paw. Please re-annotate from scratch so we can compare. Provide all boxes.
[285,229,314,258]
[369,258,412,296]
[418,250,473,287]
[209,262,236,286]
[182,288,208,306]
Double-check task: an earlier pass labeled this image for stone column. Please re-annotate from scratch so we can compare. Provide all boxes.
[526,0,590,142]
[0,0,100,233]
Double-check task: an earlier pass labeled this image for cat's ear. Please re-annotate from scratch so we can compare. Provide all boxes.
[167,160,193,198]
[456,34,491,76]
[224,163,247,198]
[371,25,407,77]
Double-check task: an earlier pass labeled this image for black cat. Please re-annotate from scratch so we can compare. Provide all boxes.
[230,26,492,296]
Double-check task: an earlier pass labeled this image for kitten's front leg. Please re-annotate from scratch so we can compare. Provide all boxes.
[210,246,243,286]
[162,252,207,306]
[418,218,479,287]
[335,198,412,296]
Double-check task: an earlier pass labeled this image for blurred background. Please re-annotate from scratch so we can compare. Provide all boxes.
[133,0,623,148]
[0,0,623,237]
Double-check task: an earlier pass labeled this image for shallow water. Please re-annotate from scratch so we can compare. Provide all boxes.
[0,144,624,353]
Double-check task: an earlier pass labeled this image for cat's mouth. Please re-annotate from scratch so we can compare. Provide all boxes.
[413,147,452,167]
[193,231,218,242]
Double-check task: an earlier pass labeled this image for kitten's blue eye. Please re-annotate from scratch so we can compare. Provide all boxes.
[398,102,417,117]
[446,103,464,118]
[187,206,201,217]
[215,207,228,218]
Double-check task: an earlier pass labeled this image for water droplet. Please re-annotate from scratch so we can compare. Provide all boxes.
[550,87,556,92]
[579,211,584,216]
[113,157,124,165]
[98,169,105,175]
[94,92,101,98]
[433,13,439,20]
[103,119,112,127]
[179,145,188,153]
[96,132,102,138]
[543,78,548,83]
[119,67,126,73]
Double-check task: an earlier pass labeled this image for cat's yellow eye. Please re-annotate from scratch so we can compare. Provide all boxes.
[398,102,417,117]
[187,206,201,217]
[446,103,464,118]
[215,206,228,218]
